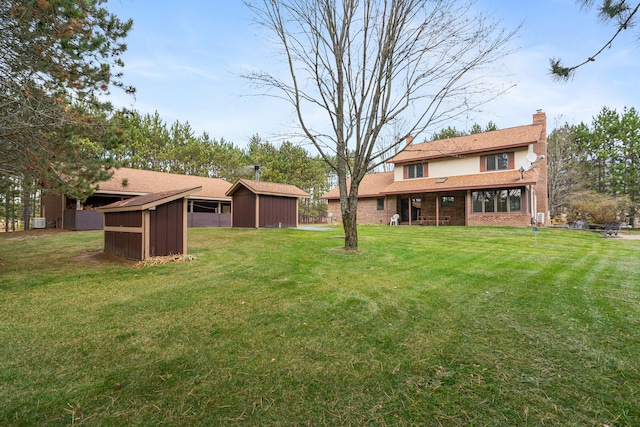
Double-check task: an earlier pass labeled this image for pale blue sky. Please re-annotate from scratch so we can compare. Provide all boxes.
[106,0,640,146]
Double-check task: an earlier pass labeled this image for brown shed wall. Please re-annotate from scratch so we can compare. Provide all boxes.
[231,187,257,228]
[259,195,297,228]
[105,211,142,227]
[41,192,64,228]
[104,230,143,260]
[149,198,185,257]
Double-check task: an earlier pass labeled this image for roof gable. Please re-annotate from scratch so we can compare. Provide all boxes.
[389,124,543,164]
[226,179,310,198]
[382,170,538,194]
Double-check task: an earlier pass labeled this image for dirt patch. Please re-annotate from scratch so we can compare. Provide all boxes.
[73,250,136,266]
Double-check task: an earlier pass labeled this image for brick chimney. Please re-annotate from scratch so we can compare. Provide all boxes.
[405,135,413,145]
[532,110,548,225]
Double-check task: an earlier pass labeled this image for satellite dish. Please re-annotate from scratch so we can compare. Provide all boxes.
[526,152,538,163]
[520,160,532,171]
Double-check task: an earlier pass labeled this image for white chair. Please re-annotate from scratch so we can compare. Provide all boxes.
[390,214,399,226]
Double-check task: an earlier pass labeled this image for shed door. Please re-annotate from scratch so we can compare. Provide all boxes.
[149,199,184,256]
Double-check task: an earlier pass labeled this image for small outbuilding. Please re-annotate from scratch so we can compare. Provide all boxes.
[96,187,201,260]
[226,180,310,228]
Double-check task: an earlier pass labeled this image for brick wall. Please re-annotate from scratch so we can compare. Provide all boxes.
[468,213,531,227]
[420,192,466,226]
[327,196,397,225]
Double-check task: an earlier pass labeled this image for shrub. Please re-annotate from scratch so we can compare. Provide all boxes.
[566,191,630,224]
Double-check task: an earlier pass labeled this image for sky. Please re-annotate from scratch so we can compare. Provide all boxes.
[105,0,640,147]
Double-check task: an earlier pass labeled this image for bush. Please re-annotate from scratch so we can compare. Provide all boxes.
[566,191,630,224]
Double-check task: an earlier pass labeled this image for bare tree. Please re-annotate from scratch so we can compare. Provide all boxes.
[243,0,518,249]
[547,121,581,220]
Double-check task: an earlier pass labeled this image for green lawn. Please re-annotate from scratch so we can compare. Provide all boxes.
[1,226,639,426]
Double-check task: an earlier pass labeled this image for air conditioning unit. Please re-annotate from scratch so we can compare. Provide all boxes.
[33,217,46,229]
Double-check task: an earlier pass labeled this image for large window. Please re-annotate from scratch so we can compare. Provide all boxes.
[472,189,522,213]
[406,163,424,179]
[485,153,510,171]
[377,198,384,211]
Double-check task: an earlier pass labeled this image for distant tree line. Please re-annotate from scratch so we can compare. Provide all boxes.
[547,106,640,224]
[430,122,498,140]
[107,111,336,224]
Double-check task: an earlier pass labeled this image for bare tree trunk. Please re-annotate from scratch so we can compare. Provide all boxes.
[3,191,8,232]
[11,193,15,232]
[342,207,358,250]
[22,184,30,231]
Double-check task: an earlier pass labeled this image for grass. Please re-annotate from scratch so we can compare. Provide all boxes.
[0,226,639,426]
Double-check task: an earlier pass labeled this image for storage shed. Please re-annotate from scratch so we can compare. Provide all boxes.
[96,187,201,260]
[226,180,310,228]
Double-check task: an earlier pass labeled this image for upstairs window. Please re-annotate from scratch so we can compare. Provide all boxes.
[406,163,424,179]
[486,153,509,170]
[481,152,513,171]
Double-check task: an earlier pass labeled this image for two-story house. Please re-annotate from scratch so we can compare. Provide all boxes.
[323,111,548,227]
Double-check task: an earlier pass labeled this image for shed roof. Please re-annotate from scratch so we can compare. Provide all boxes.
[381,170,538,195]
[322,170,538,199]
[95,167,231,201]
[388,124,543,164]
[96,187,202,213]
[226,179,310,198]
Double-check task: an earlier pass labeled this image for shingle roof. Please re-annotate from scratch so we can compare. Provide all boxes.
[322,172,395,200]
[322,169,538,199]
[388,124,543,164]
[96,187,202,212]
[226,179,310,198]
[382,170,539,195]
[95,167,232,200]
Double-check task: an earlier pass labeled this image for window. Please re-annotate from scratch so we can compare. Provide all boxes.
[483,191,496,213]
[441,196,454,207]
[472,188,523,213]
[406,163,424,179]
[377,198,385,211]
[509,189,522,211]
[485,153,510,171]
